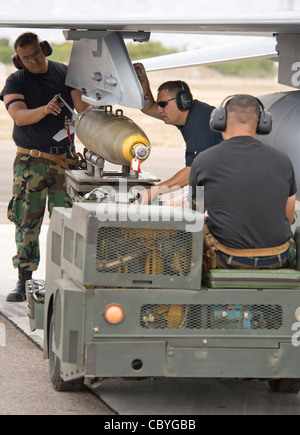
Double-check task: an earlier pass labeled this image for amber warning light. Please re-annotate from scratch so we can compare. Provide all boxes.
[105,304,124,324]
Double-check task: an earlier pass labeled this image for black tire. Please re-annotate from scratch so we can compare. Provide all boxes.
[49,315,84,392]
[268,379,300,393]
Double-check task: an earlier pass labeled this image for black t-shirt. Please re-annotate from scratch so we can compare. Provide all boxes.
[189,136,297,249]
[177,100,222,166]
[0,61,75,151]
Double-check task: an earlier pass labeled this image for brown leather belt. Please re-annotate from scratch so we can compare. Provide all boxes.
[204,224,289,258]
[17,146,78,169]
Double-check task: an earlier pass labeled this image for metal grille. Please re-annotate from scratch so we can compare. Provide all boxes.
[96,227,193,276]
[140,304,283,330]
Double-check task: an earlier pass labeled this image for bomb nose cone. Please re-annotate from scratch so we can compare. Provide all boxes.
[133,144,150,160]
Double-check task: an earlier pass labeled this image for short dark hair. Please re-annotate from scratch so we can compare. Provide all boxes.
[14,32,40,51]
[226,94,260,124]
[158,80,191,97]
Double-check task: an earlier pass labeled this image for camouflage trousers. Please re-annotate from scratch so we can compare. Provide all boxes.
[8,152,72,271]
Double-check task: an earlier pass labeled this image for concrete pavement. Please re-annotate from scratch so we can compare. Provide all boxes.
[0,224,45,348]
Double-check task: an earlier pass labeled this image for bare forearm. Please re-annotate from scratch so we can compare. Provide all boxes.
[158,167,191,193]
[6,93,64,127]
[13,106,47,126]
[140,84,157,118]
[143,167,191,203]
[71,89,91,113]
[134,62,159,118]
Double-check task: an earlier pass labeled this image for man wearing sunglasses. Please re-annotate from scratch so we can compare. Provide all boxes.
[0,32,90,302]
[134,63,222,204]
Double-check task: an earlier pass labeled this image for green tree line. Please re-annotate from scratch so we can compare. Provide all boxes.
[0,38,274,77]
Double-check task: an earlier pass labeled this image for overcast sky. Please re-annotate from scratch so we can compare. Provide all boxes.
[1,0,300,48]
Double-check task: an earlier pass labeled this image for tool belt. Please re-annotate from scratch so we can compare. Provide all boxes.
[203,224,290,271]
[17,146,79,169]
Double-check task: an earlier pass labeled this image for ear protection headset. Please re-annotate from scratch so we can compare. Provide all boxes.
[12,40,53,70]
[176,81,193,111]
[209,94,272,135]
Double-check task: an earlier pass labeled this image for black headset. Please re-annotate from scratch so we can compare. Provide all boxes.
[12,40,53,70]
[209,94,272,135]
[176,81,193,111]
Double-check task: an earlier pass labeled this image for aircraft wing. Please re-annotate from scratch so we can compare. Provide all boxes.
[1,12,299,103]
[138,36,278,71]
[0,12,300,35]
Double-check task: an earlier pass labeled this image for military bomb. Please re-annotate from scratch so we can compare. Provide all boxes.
[76,108,151,166]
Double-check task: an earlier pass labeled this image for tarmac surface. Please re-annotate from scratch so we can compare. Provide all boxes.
[2,142,300,415]
[0,315,115,415]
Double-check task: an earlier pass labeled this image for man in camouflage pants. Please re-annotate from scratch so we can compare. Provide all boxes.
[0,32,89,302]
[8,153,72,271]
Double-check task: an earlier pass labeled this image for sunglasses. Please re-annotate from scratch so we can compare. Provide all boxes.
[157,97,176,108]
[20,47,43,62]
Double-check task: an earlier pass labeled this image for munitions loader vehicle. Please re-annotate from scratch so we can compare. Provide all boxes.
[26,105,300,394]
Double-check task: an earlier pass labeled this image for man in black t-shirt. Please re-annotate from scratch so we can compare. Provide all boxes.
[189,94,297,269]
[0,32,90,302]
[134,63,222,204]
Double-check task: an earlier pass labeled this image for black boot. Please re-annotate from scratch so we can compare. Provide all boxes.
[6,269,32,302]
